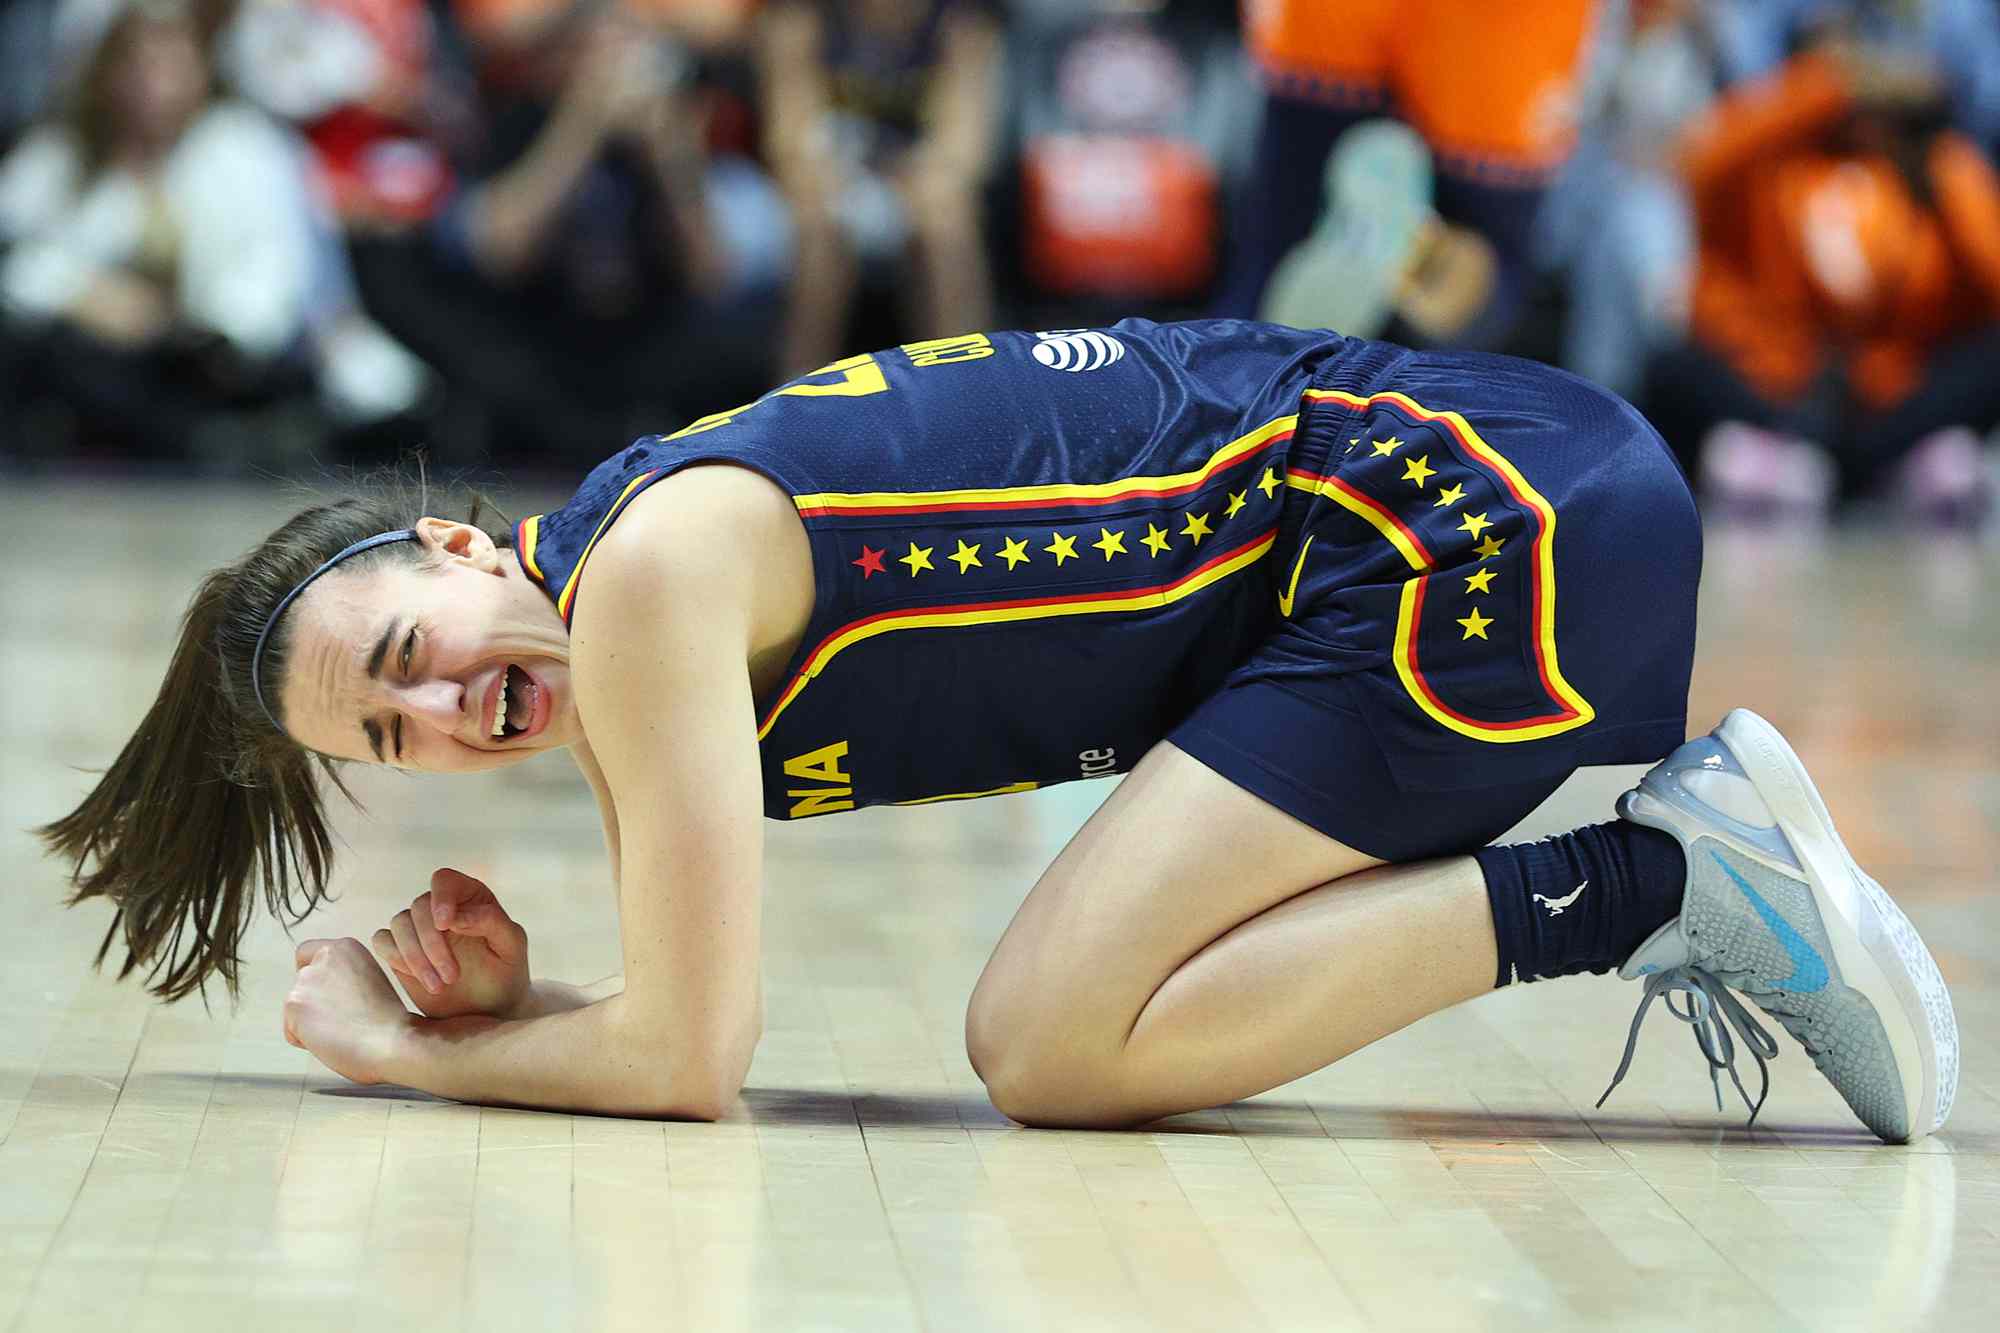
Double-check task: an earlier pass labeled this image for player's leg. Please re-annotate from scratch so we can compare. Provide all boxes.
[964,739,1453,1126]
[964,728,1679,1128]
[969,707,1958,1142]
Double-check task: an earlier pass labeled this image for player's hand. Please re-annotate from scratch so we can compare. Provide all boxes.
[369,868,531,1021]
[283,937,411,1085]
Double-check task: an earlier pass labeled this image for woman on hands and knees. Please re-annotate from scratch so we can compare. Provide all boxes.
[40,320,1957,1142]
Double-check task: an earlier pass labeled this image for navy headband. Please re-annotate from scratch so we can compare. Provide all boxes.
[251,529,422,734]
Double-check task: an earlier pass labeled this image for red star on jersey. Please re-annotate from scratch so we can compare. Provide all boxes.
[852,545,887,579]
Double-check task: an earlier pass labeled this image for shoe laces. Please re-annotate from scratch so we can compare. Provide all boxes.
[1598,966,1783,1126]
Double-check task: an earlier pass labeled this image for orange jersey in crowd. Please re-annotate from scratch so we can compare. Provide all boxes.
[1240,0,1596,182]
[1679,52,2000,412]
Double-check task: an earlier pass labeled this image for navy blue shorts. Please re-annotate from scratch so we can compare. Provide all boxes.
[1170,343,1701,862]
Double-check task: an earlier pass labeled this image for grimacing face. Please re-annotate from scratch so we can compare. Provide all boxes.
[277,518,581,771]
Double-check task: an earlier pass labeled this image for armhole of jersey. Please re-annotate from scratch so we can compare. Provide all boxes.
[553,448,839,663]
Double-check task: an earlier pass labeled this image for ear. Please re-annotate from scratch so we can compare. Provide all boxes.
[414,516,501,573]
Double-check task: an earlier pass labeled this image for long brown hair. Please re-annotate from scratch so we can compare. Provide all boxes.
[36,461,514,1008]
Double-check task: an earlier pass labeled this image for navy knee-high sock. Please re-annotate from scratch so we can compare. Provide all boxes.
[1473,822,1687,987]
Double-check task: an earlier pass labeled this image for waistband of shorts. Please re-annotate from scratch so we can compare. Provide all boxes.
[1294,339,1416,476]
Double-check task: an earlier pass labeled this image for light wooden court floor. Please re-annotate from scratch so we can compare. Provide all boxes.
[3,479,1996,1333]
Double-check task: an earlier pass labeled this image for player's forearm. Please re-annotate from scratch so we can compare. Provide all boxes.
[510,971,625,1019]
[386,991,719,1118]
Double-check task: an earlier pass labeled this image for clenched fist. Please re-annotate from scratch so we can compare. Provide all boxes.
[370,868,531,1020]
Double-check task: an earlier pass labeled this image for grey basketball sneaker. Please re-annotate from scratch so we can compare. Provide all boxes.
[1597,709,1958,1143]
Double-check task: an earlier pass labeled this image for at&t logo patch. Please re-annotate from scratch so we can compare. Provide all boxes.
[1032,329,1125,372]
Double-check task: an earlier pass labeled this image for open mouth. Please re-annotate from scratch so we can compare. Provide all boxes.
[490,663,542,742]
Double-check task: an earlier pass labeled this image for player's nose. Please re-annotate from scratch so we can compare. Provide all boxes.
[393,678,468,733]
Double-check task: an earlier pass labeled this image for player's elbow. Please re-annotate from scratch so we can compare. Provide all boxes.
[651,1026,758,1122]
[658,1082,735,1123]
[660,1052,752,1122]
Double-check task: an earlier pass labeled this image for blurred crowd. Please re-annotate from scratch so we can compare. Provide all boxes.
[3,0,1999,529]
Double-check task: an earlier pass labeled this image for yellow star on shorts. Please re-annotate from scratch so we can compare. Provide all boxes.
[1456,511,1493,539]
[1182,511,1213,545]
[948,539,982,573]
[1463,567,1497,594]
[1141,523,1171,556]
[1257,467,1282,499]
[1474,534,1505,559]
[1433,482,1466,508]
[998,536,1031,569]
[1224,490,1247,519]
[1045,531,1079,566]
[1458,608,1494,640]
[1093,527,1128,560]
[1401,454,1436,487]
[1371,435,1405,457]
[900,542,934,576]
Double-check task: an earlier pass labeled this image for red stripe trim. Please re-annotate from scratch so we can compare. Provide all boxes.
[1404,405,1565,710]
[793,430,1292,519]
[1402,573,1579,730]
[1285,467,1437,568]
[1305,389,1583,731]
[757,528,1273,736]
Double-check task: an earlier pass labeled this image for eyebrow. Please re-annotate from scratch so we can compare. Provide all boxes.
[367,619,398,681]
[360,618,400,761]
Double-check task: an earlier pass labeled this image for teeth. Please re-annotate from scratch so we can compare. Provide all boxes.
[492,670,509,737]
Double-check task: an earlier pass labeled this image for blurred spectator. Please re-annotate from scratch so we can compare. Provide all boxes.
[1007,1,1252,322]
[340,0,783,459]
[1729,0,2000,150]
[0,0,320,463]
[756,0,1002,377]
[211,0,438,432]
[219,0,455,228]
[1535,0,1756,399]
[1216,0,1599,350]
[1642,38,2000,526]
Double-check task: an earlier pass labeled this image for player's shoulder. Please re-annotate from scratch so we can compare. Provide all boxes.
[590,461,798,600]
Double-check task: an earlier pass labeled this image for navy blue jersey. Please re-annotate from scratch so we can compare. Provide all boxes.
[516,319,1699,845]
[517,319,1343,819]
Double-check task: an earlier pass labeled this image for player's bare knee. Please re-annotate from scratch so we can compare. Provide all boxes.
[983,1061,1145,1130]
[966,999,1128,1125]
[962,972,1029,1086]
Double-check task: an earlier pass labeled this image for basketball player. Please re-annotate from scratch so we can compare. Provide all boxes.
[40,320,1958,1140]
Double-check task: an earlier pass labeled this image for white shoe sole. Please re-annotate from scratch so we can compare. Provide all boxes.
[1714,708,1958,1139]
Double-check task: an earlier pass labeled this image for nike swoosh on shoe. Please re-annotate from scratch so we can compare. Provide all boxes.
[1711,850,1830,992]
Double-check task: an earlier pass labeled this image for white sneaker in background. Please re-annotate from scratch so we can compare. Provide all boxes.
[1259,119,1433,339]
[1891,426,1994,532]
[1696,421,1835,521]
